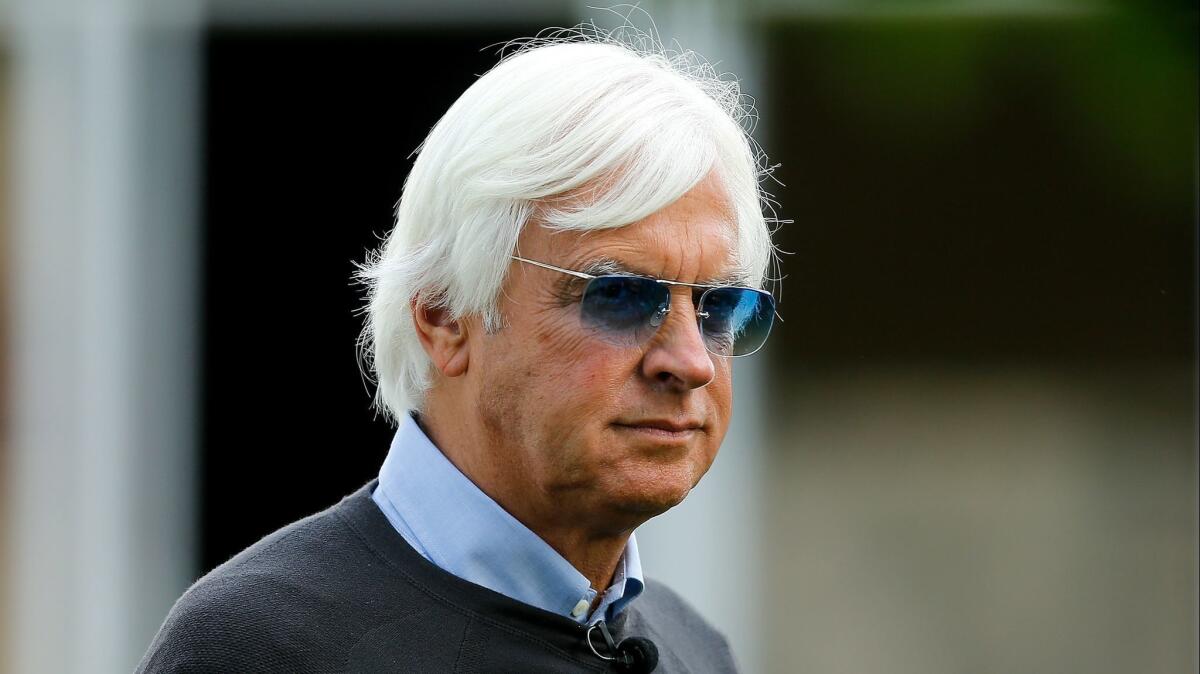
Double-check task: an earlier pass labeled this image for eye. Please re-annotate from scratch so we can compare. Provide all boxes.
[581,277,667,331]
[700,289,757,335]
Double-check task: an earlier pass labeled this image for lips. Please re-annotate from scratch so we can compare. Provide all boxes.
[614,419,703,433]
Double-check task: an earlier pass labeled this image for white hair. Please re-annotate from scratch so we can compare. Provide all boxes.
[354,23,782,423]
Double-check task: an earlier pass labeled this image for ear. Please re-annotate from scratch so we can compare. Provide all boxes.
[411,296,470,377]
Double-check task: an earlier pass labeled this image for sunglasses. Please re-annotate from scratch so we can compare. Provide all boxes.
[511,256,776,357]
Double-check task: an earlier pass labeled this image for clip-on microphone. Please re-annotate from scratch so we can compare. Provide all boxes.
[586,620,659,673]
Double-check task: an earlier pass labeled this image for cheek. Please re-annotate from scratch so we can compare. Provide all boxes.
[539,346,630,426]
[486,313,631,441]
[530,309,629,390]
[531,309,589,357]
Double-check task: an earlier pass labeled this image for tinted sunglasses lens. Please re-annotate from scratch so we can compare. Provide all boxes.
[699,288,775,356]
[580,276,669,345]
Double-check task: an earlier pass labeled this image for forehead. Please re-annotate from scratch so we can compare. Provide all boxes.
[530,175,745,285]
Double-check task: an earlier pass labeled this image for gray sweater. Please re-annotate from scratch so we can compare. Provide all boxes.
[137,481,739,673]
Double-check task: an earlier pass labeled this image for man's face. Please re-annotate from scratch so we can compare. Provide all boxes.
[464,172,738,533]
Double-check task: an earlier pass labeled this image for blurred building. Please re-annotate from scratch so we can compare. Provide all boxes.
[1,1,1196,673]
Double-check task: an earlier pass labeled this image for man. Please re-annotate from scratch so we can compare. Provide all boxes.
[139,27,778,673]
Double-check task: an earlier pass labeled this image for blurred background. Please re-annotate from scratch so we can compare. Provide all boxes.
[1,0,1196,672]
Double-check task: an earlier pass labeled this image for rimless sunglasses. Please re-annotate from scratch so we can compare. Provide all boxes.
[511,255,776,357]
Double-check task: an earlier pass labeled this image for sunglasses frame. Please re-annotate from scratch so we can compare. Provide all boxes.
[510,255,775,357]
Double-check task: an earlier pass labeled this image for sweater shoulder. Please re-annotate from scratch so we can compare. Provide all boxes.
[136,492,388,673]
[135,571,321,673]
[624,578,739,673]
[636,578,725,638]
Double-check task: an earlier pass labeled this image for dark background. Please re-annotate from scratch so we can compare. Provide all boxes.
[765,15,1195,373]
[201,25,556,570]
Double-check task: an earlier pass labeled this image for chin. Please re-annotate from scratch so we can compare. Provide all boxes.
[607,470,697,519]
[591,432,716,520]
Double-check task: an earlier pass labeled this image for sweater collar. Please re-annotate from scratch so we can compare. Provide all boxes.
[371,413,644,625]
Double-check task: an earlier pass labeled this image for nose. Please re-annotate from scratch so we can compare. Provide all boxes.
[640,290,716,390]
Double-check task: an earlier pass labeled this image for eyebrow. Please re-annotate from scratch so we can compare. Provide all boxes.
[577,256,751,287]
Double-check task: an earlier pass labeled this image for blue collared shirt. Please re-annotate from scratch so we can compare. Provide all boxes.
[371,413,644,625]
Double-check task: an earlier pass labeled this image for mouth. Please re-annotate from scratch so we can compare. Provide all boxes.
[612,419,704,442]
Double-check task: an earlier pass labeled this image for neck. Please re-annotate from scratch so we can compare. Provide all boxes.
[525,524,631,594]
[416,397,636,592]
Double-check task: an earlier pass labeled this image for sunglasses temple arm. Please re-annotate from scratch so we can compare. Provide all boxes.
[511,256,595,280]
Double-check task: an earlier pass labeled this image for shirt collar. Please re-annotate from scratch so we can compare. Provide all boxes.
[371,413,644,624]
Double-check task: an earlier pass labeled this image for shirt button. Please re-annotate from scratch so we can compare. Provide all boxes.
[570,599,590,618]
